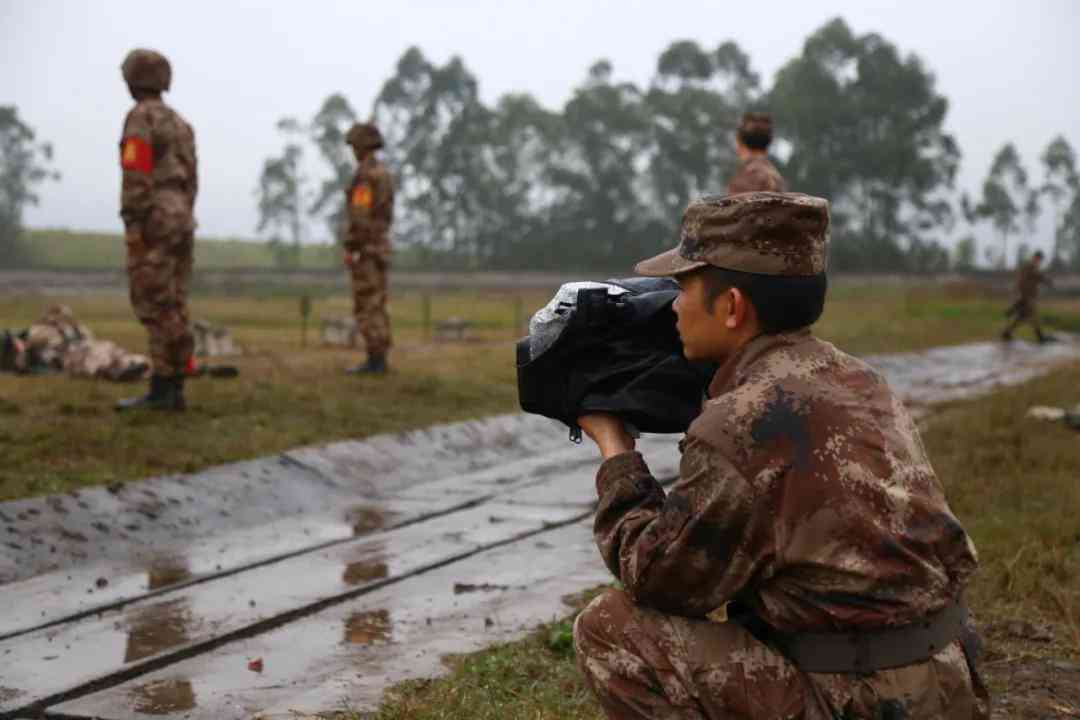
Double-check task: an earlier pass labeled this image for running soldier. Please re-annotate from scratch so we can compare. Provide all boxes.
[115,48,198,410]
[1002,249,1053,342]
[573,192,987,719]
[343,122,394,375]
[728,112,787,194]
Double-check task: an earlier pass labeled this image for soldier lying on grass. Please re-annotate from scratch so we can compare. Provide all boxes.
[573,192,988,719]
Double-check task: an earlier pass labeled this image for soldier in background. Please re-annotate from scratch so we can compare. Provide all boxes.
[727,111,787,194]
[1002,249,1053,342]
[115,48,198,410]
[342,122,395,375]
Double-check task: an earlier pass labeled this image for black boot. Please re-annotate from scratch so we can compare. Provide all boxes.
[116,375,180,411]
[173,375,187,411]
[346,354,388,375]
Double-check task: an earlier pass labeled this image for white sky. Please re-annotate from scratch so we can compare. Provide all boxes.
[3,0,1079,254]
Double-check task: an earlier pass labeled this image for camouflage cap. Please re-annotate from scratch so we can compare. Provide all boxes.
[346,122,384,151]
[635,192,830,278]
[121,49,171,92]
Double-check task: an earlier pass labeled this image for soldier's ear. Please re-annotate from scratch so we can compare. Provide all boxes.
[725,288,750,329]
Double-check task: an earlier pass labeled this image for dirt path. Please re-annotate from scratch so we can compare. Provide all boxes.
[1,338,1078,719]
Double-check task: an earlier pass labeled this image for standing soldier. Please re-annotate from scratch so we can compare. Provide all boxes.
[343,122,394,375]
[727,111,787,194]
[115,48,198,411]
[1002,250,1053,342]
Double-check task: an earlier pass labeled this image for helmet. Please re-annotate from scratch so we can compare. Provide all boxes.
[121,49,172,93]
[346,123,384,151]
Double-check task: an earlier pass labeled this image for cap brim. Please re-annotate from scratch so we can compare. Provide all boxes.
[634,247,708,277]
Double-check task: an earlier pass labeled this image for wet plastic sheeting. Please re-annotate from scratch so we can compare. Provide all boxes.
[0,503,584,714]
[51,520,607,720]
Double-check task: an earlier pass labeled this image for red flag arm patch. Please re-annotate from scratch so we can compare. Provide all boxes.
[120,136,154,173]
[351,184,373,209]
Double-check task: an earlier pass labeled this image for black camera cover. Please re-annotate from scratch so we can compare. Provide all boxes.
[516,277,716,439]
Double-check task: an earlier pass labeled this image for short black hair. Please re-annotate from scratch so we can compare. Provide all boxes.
[1033,250,1045,259]
[697,265,827,333]
[736,128,772,151]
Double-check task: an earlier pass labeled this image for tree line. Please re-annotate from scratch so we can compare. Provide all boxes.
[3,17,1079,273]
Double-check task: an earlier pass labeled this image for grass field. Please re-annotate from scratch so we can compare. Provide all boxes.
[2,282,1080,500]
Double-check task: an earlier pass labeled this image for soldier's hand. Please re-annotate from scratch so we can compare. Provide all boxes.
[579,413,636,460]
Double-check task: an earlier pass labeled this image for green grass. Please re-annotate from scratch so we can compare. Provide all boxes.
[3,282,1080,501]
[19,228,340,270]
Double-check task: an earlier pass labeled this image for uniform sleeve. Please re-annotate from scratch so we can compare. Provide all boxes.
[343,177,363,252]
[593,437,772,618]
[187,122,199,205]
[371,167,394,236]
[119,106,155,230]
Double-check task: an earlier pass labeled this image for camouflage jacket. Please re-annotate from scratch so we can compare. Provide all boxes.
[1017,259,1049,300]
[727,155,786,194]
[593,329,978,632]
[344,155,394,256]
[119,98,198,235]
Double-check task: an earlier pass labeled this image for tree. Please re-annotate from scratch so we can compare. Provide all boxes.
[970,143,1039,268]
[768,18,959,271]
[1040,135,1079,268]
[306,94,358,244]
[953,235,977,271]
[0,106,59,267]
[255,120,308,268]
[645,40,759,226]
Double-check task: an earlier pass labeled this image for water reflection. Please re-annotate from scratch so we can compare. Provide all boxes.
[124,597,194,664]
[342,560,389,587]
[128,678,197,715]
[147,558,193,590]
[343,608,392,646]
[347,505,403,537]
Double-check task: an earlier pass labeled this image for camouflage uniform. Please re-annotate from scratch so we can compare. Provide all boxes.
[6,305,149,382]
[344,123,394,363]
[728,111,787,195]
[119,49,197,379]
[1002,256,1050,341]
[574,192,987,720]
[727,155,787,194]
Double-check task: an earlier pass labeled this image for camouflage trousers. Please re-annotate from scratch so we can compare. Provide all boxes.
[350,256,391,357]
[574,589,988,720]
[127,230,194,377]
[1003,297,1043,338]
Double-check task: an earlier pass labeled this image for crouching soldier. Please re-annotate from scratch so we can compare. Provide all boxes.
[573,192,988,719]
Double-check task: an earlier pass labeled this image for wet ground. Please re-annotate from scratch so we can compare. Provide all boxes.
[1,337,1078,719]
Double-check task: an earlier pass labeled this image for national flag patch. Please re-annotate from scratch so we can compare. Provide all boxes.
[121,136,154,173]
[351,184,373,209]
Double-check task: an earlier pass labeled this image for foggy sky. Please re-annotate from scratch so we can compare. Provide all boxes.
[2,0,1078,254]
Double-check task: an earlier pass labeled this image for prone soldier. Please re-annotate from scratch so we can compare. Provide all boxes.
[728,112,787,194]
[1002,249,1052,342]
[115,48,198,411]
[342,122,395,375]
[573,192,987,719]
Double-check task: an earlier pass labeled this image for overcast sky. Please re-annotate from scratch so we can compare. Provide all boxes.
[3,0,1078,253]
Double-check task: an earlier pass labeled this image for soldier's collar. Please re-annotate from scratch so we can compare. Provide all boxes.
[707,328,812,398]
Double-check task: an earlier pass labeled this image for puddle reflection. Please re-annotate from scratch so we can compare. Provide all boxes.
[343,608,392,646]
[147,558,193,590]
[124,597,195,664]
[342,560,389,586]
[347,505,403,537]
[128,678,197,715]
